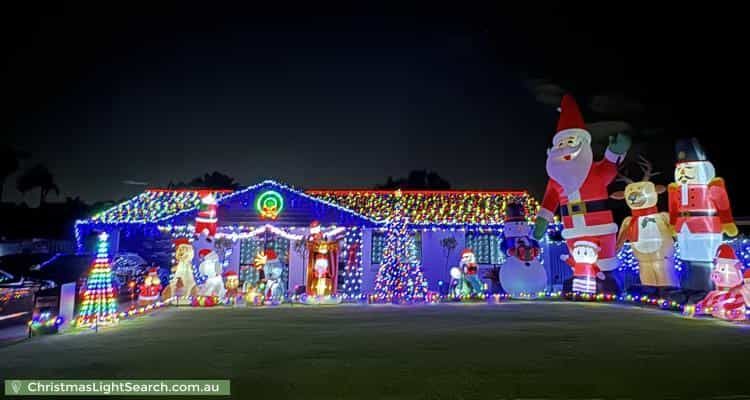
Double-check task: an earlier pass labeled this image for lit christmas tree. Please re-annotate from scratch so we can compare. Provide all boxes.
[731,238,750,270]
[76,232,118,327]
[373,190,428,303]
[616,241,640,274]
[673,241,686,274]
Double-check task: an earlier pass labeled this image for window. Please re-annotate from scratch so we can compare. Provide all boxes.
[239,237,289,285]
[371,231,421,264]
[465,233,504,265]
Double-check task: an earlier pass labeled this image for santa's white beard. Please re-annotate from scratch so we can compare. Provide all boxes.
[546,144,593,195]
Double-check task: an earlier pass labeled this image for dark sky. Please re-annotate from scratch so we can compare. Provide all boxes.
[4,4,747,212]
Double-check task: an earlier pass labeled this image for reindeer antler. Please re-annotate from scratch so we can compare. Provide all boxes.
[637,155,661,182]
[616,163,635,184]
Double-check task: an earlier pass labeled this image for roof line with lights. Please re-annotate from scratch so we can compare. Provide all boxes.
[305,189,528,195]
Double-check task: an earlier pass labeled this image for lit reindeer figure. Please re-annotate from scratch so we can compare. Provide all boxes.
[611,157,679,288]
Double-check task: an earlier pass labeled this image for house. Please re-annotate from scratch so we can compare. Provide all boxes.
[74,180,570,299]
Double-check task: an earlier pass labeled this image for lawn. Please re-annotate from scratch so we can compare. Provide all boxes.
[1,302,749,399]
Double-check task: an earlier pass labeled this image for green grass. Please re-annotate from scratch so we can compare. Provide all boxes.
[2,302,750,399]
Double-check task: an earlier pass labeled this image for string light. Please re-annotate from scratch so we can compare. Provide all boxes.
[307,190,537,226]
[341,227,364,299]
[372,190,428,303]
[76,232,118,327]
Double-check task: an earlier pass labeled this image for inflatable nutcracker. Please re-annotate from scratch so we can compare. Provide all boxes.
[561,239,605,294]
[612,157,678,288]
[533,94,630,292]
[195,192,218,237]
[668,138,737,300]
[137,267,162,306]
[696,245,746,321]
[459,249,483,295]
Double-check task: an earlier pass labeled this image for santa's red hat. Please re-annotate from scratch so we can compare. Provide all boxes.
[148,267,159,275]
[264,249,278,261]
[461,248,474,257]
[223,271,238,278]
[554,94,591,145]
[309,220,321,233]
[715,244,738,264]
[173,238,191,247]
[198,248,214,258]
[573,239,600,251]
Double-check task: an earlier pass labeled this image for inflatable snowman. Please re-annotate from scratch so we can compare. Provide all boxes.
[198,249,225,298]
[499,203,547,297]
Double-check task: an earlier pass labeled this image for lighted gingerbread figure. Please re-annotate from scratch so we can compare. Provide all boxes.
[669,138,737,302]
[612,157,678,289]
[223,271,240,304]
[137,267,162,306]
[696,244,746,321]
[561,239,606,294]
[162,238,197,299]
[533,94,630,292]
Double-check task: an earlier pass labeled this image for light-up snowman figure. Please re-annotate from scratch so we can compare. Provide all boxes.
[499,203,547,297]
[500,237,547,297]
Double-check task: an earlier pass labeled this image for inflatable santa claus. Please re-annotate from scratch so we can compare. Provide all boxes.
[533,94,630,292]
[668,138,737,302]
[194,192,218,237]
[137,267,162,306]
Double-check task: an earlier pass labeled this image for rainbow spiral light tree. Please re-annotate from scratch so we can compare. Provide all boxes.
[76,232,118,327]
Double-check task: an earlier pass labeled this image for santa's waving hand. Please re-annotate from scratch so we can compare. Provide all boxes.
[532,94,630,274]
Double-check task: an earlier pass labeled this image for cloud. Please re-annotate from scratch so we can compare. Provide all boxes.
[525,80,565,106]
[590,94,643,115]
[123,180,149,186]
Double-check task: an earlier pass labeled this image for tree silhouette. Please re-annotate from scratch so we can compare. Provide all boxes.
[16,163,60,205]
[167,171,241,190]
[0,145,29,202]
[374,170,451,190]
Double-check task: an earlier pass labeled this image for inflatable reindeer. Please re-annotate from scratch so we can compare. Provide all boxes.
[611,157,679,289]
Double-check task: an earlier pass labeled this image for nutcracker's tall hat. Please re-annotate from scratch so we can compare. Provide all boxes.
[675,137,708,164]
[554,94,591,144]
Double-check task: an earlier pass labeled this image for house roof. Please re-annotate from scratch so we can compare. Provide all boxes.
[77,180,537,228]
[87,189,233,224]
[306,189,537,226]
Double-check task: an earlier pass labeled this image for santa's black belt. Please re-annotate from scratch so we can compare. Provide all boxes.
[560,199,609,217]
[678,211,717,217]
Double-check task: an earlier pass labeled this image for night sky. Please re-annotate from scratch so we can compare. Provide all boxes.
[4,5,747,213]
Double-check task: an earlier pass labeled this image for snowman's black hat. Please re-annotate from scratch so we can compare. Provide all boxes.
[504,202,526,223]
[675,137,708,164]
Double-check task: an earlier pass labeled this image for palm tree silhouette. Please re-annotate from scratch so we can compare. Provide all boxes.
[16,163,60,205]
